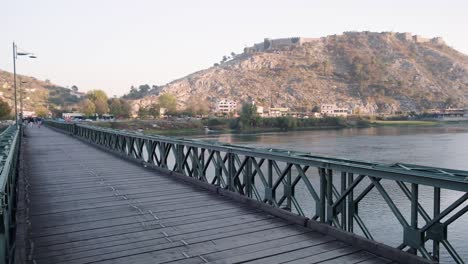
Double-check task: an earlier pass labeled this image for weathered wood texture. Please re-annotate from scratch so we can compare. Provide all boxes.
[23,127,392,264]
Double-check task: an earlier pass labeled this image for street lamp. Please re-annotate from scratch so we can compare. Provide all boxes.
[19,79,28,120]
[13,42,36,126]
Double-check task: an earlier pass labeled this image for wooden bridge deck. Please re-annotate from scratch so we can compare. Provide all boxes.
[22,127,395,264]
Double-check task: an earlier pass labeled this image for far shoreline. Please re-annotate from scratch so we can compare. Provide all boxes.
[106,119,468,137]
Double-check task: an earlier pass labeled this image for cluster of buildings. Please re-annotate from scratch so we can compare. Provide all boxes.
[319,104,350,117]
[425,108,468,120]
[214,99,351,118]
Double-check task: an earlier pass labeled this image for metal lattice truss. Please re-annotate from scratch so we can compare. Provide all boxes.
[0,126,21,263]
[47,121,468,263]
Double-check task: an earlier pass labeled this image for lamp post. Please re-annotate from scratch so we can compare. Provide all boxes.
[19,79,28,120]
[13,42,36,126]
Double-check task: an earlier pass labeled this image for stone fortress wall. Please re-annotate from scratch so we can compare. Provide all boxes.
[245,32,445,54]
[244,37,319,53]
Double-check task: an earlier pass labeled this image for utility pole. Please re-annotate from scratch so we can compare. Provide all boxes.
[13,43,18,126]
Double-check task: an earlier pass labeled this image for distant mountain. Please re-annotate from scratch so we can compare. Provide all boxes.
[0,70,83,114]
[134,31,468,114]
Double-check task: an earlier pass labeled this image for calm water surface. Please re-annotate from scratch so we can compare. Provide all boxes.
[189,125,468,263]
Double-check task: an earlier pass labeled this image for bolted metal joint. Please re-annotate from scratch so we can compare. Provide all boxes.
[426,222,447,242]
[403,227,424,249]
[326,204,335,224]
[264,187,272,202]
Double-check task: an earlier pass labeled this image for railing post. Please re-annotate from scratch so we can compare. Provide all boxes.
[285,163,292,211]
[245,157,252,198]
[267,160,273,205]
[408,183,419,255]
[199,148,205,181]
[160,143,167,169]
[228,152,235,191]
[215,151,222,187]
[433,187,440,260]
[319,168,326,223]
[145,140,152,164]
[341,171,347,230]
[191,147,198,179]
[176,144,184,174]
[347,173,354,232]
[326,169,333,225]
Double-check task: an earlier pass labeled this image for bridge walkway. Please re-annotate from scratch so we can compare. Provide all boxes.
[22,126,395,264]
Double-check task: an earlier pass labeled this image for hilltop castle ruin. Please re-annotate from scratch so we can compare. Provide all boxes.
[244,37,319,53]
[244,32,445,54]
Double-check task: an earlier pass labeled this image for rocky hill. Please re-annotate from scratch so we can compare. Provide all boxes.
[136,32,468,114]
[0,70,83,115]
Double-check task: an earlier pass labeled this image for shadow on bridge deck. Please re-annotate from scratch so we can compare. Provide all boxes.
[20,126,396,264]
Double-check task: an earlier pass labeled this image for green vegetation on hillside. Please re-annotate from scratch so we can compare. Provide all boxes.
[0,70,85,116]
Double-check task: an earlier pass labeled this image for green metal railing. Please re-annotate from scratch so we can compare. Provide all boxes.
[0,126,20,264]
[46,121,468,263]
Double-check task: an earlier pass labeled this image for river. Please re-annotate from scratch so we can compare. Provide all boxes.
[189,125,468,263]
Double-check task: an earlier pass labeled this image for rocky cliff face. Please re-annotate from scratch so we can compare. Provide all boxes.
[136,32,468,114]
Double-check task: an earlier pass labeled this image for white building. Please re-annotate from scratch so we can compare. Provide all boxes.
[22,111,36,118]
[321,104,349,117]
[215,99,237,114]
[256,105,264,116]
[71,91,86,98]
[269,107,290,117]
[62,112,85,119]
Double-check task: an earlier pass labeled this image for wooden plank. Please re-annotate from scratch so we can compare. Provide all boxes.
[32,205,264,246]
[206,235,338,264]
[32,202,254,230]
[43,222,293,264]
[355,257,393,264]
[33,209,272,239]
[317,251,379,264]
[35,215,277,260]
[283,246,362,264]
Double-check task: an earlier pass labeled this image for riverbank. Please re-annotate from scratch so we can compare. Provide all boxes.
[88,118,468,136]
[371,120,438,126]
[90,117,370,136]
[371,120,468,127]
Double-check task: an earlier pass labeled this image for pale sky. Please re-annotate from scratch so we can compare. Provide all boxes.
[2,0,467,96]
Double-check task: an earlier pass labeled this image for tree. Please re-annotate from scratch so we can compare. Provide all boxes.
[35,106,49,117]
[240,102,258,127]
[148,104,160,118]
[123,84,158,100]
[230,52,236,58]
[109,98,131,118]
[138,105,149,119]
[80,99,96,116]
[94,99,109,115]
[138,84,151,94]
[120,100,131,118]
[71,85,78,92]
[185,97,210,116]
[87,90,109,115]
[109,98,123,117]
[0,99,11,120]
[158,93,177,114]
[49,105,65,118]
[87,89,108,102]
